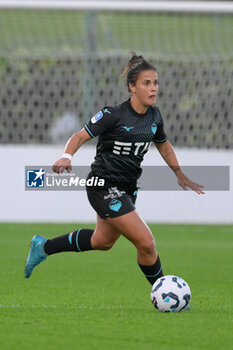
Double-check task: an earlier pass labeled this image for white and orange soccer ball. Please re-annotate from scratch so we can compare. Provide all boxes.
[151,275,191,312]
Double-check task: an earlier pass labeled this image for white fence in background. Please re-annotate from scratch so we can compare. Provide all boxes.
[0,145,232,224]
[1,1,233,13]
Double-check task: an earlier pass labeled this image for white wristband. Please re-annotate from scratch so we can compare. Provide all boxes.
[62,153,73,160]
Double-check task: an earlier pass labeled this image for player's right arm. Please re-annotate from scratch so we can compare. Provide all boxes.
[52,128,91,174]
[53,107,114,174]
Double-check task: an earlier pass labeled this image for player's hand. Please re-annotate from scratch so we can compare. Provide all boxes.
[52,158,72,174]
[176,170,205,194]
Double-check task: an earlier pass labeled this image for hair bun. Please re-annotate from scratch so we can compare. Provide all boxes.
[121,51,145,77]
[129,51,145,65]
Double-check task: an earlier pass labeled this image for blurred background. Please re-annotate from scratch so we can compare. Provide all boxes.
[0,0,232,223]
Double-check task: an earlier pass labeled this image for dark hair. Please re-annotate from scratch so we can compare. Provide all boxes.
[122,51,157,92]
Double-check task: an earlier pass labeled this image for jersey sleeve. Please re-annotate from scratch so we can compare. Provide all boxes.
[84,107,115,138]
[153,108,168,143]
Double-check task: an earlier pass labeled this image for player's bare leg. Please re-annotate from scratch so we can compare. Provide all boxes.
[106,210,163,285]
[91,215,121,250]
[106,210,156,264]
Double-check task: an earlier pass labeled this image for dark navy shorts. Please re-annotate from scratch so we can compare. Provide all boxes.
[86,185,138,219]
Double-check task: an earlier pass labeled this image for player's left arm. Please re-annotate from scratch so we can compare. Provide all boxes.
[154,140,205,194]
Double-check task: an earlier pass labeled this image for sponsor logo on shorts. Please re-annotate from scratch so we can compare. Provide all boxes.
[109,199,122,212]
[104,187,125,200]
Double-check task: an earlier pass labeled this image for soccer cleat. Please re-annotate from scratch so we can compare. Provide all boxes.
[24,235,48,278]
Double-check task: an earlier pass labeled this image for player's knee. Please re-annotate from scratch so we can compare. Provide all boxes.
[92,238,115,251]
[98,240,115,251]
[138,235,156,256]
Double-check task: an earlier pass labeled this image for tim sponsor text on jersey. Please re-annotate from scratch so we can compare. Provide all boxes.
[112,141,150,156]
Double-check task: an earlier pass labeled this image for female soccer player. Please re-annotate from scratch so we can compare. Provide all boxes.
[24,53,204,284]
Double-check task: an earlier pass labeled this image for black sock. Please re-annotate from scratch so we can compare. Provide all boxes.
[44,229,94,255]
[138,255,164,285]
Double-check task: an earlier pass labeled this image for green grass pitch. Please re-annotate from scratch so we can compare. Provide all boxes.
[0,223,232,350]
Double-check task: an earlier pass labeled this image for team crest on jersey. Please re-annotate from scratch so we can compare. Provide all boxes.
[151,122,157,135]
[91,111,103,124]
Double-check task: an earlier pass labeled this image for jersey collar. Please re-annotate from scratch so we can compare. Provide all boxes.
[125,98,149,118]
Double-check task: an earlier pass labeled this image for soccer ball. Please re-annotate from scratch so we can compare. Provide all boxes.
[151,275,191,312]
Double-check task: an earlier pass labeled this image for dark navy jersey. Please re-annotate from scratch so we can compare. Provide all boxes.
[84,99,167,184]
